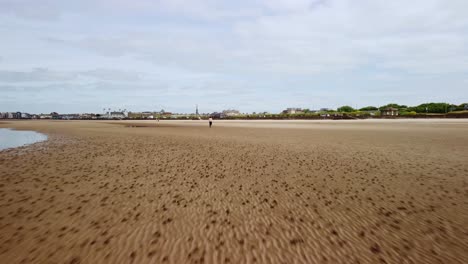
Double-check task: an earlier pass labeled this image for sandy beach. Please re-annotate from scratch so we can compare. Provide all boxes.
[0,119,467,263]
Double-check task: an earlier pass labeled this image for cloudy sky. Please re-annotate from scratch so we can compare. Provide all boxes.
[1,0,467,114]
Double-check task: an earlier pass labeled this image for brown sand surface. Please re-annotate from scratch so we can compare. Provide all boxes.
[0,120,467,263]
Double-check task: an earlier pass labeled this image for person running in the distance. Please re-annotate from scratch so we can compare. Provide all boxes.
[209,117,213,128]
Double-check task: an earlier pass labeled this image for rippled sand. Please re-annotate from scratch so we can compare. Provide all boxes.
[0,120,467,263]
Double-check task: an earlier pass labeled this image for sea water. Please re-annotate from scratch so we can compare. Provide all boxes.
[0,128,48,151]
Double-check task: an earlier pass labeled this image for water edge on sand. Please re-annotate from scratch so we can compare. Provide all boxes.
[0,128,47,151]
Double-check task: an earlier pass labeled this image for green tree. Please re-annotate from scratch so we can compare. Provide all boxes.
[337,106,355,112]
[359,106,378,111]
[378,103,408,111]
[408,103,450,113]
[457,103,468,111]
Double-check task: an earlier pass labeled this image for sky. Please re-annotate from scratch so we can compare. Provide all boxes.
[1,0,467,114]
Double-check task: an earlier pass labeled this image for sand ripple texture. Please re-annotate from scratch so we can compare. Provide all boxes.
[0,120,467,264]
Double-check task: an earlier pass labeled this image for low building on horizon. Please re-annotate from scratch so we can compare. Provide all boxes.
[51,112,60,119]
[109,111,126,119]
[12,112,22,119]
[39,114,52,119]
[221,109,241,118]
[282,108,304,114]
[210,112,222,118]
[381,107,399,117]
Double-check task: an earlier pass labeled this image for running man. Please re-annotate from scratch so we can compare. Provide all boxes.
[209,117,213,128]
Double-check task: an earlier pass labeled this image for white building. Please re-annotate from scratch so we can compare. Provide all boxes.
[109,112,126,119]
[283,108,303,114]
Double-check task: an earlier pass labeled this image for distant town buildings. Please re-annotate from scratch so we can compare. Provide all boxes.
[210,112,222,118]
[0,112,11,119]
[0,111,36,119]
[127,110,173,119]
[39,114,52,119]
[221,109,241,118]
[127,112,149,119]
[109,111,126,119]
[51,112,60,119]
[2,102,466,120]
[13,112,22,119]
[0,112,22,119]
[0,112,102,120]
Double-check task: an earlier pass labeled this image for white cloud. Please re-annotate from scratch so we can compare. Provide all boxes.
[45,0,466,75]
[0,68,76,83]
[1,0,467,112]
[0,0,62,20]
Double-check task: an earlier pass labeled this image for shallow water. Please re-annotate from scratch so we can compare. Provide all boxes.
[0,128,47,151]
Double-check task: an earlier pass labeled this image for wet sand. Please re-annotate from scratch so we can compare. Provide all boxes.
[0,120,467,263]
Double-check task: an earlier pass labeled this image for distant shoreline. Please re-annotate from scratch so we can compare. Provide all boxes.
[2,115,468,121]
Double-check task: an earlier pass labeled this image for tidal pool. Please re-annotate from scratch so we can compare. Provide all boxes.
[0,128,48,151]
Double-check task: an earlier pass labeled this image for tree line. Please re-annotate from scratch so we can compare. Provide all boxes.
[335,103,468,114]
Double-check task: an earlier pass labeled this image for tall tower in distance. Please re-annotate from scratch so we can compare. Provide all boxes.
[196,104,199,115]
